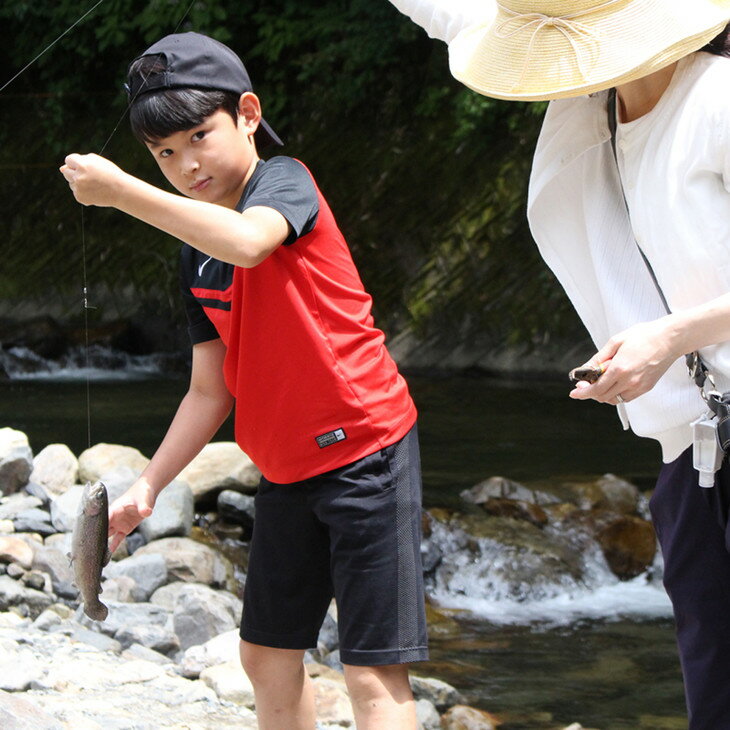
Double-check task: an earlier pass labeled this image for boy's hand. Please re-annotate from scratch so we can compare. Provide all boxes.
[108,477,157,553]
[60,153,127,208]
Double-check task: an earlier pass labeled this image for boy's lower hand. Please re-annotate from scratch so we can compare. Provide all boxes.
[60,153,126,208]
[108,478,157,553]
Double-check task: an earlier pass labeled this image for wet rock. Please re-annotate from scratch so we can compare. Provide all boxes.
[461,476,560,507]
[410,675,464,711]
[593,513,657,580]
[78,443,149,484]
[0,689,63,730]
[561,474,640,514]
[172,583,241,651]
[177,442,261,501]
[0,535,35,569]
[479,497,549,527]
[135,536,233,590]
[441,704,499,729]
[0,428,33,496]
[30,444,79,496]
[103,552,168,602]
[313,676,355,727]
[137,479,194,542]
[200,660,255,705]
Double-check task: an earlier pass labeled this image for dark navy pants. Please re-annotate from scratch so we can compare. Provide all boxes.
[650,448,730,730]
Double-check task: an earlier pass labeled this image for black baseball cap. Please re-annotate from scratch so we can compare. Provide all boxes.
[125,32,283,148]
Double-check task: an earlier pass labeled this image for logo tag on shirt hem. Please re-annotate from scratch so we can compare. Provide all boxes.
[315,428,347,449]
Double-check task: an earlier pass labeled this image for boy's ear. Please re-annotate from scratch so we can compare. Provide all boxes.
[237,92,262,136]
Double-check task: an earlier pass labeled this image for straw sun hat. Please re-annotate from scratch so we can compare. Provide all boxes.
[448,0,730,101]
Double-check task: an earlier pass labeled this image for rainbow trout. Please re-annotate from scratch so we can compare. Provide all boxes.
[70,481,111,621]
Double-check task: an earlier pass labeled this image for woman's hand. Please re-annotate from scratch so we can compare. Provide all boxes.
[108,478,157,553]
[570,316,680,405]
[60,153,127,208]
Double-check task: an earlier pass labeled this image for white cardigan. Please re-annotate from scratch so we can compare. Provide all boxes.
[388,0,730,461]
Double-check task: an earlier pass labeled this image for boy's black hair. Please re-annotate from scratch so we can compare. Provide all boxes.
[701,22,730,57]
[128,55,239,144]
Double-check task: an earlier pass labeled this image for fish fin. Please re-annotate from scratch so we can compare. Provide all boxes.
[102,548,111,567]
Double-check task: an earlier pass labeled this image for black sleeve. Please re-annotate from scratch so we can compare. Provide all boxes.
[241,157,319,245]
[179,245,219,345]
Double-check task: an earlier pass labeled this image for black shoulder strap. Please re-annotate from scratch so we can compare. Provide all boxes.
[606,88,711,393]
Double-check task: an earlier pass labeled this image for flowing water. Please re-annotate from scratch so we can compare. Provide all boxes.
[0,358,686,729]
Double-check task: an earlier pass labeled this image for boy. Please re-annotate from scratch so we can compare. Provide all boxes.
[60,32,427,729]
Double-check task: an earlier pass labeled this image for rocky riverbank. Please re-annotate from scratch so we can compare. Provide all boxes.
[0,425,655,729]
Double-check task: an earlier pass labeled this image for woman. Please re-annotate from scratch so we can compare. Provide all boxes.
[386,1,730,727]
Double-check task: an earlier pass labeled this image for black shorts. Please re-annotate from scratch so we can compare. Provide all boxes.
[240,424,428,666]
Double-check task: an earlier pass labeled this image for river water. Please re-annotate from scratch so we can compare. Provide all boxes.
[0,364,686,729]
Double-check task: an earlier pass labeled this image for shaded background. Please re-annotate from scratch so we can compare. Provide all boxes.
[0,0,587,371]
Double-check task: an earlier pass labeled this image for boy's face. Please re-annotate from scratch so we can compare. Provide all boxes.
[145,94,261,209]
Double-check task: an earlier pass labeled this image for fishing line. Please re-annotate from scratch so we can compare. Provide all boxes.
[0,0,109,94]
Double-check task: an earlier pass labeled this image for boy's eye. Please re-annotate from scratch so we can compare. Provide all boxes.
[160,149,173,159]
[192,131,206,142]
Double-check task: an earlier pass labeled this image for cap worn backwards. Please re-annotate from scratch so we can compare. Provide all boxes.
[125,31,283,147]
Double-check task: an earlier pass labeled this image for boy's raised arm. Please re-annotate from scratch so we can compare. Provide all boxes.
[60,153,290,268]
[387,0,494,44]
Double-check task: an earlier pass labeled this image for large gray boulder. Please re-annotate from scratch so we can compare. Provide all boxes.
[177,442,260,501]
[30,444,78,496]
[172,583,242,651]
[103,552,168,602]
[138,480,194,542]
[78,443,149,484]
[0,428,33,496]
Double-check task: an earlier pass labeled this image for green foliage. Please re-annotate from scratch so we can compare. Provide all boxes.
[0,1,583,362]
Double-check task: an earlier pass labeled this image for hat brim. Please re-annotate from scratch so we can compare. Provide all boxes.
[448,0,730,101]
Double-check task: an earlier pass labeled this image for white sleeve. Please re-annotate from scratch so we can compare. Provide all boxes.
[386,0,493,44]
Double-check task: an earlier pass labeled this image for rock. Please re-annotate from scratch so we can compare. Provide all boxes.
[70,626,123,653]
[0,535,35,569]
[172,583,241,651]
[135,537,233,590]
[0,494,42,521]
[177,628,242,678]
[7,563,24,579]
[0,689,63,730]
[479,497,549,527]
[30,444,79,496]
[23,481,51,508]
[0,575,53,617]
[0,520,13,533]
[593,513,657,580]
[562,474,640,514]
[410,675,464,711]
[441,704,500,729]
[33,609,64,632]
[200,661,255,705]
[31,545,75,593]
[49,484,84,533]
[103,552,168,602]
[461,476,561,507]
[114,623,180,656]
[77,443,149,484]
[137,480,194,543]
[77,601,170,638]
[177,442,261,501]
[317,600,339,654]
[21,570,49,592]
[102,576,138,603]
[217,489,256,528]
[13,508,56,537]
[312,676,355,727]
[0,428,33,496]
[416,698,441,730]
[122,643,173,665]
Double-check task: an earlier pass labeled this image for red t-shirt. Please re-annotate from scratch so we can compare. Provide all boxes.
[180,157,416,483]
